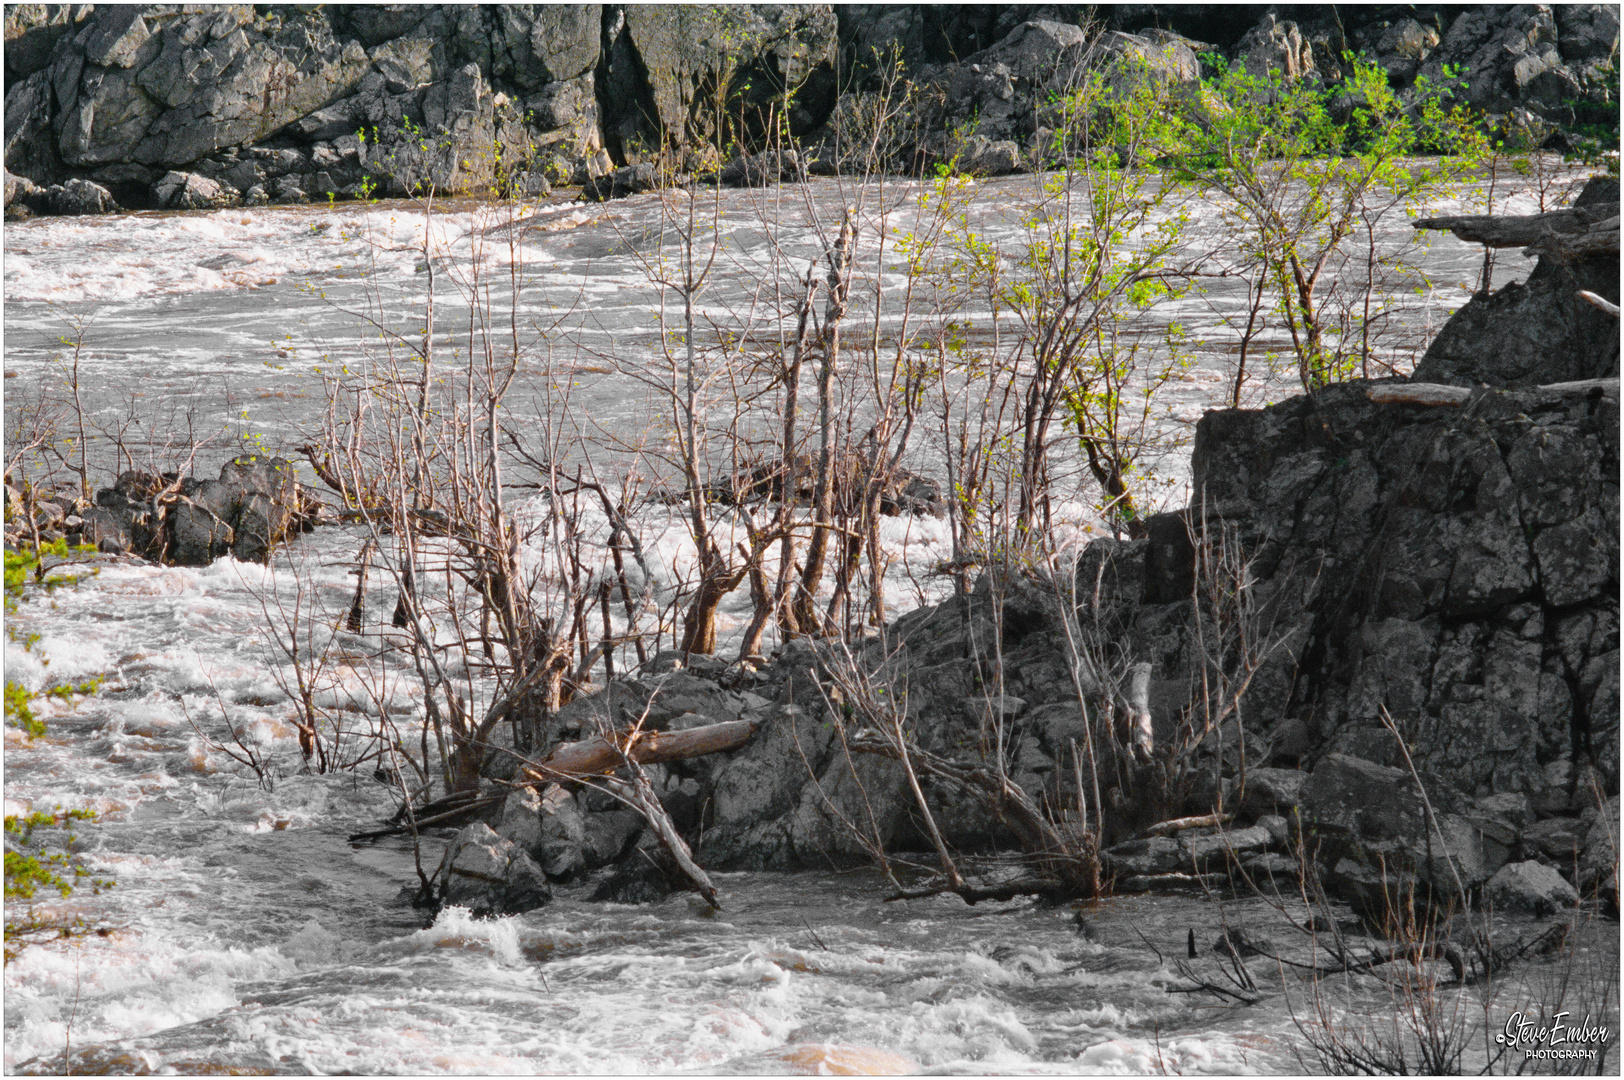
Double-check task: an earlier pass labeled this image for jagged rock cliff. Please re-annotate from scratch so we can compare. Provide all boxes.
[4,4,1617,213]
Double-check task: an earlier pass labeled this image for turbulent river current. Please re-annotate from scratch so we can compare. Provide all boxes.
[3,170,1612,1074]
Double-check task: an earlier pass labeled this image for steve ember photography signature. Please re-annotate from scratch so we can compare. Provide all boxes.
[1496,1010,1612,1062]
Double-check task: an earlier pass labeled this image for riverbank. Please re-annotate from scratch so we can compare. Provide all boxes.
[4,6,1617,217]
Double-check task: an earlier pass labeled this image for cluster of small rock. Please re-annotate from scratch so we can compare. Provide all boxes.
[1103,756,1617,922]
[5,456,320,566]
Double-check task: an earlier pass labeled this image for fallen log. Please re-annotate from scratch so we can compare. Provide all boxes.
[1411,206,1610,248]
[883,877,1067,904]
[1115,870,1230,893]
[1536,376,1622,398]
[1368,378,1619,408]
[522,718,758,782]
[1366,383,1473,407]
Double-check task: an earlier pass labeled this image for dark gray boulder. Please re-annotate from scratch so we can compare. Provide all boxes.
[1485,859,1580,918]
[1237,768,1305,816]
[1300,752,1508,919]
[1411,195,1619,389]
[435,822,552,916]
[718,149,805,188]
[590,833,680,905]
[43,177,118,214]
[1577,795,1619,911]
[1417,6,1583,118]
[152,169,233,209]
[496,782,589,881]
[580,162,657,202]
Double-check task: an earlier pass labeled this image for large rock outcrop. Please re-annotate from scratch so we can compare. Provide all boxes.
[1,3,842,207]
[482,177,1617,914]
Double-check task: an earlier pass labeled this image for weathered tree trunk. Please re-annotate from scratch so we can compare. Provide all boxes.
[1413,206,1618,252]
[794,213,855,634]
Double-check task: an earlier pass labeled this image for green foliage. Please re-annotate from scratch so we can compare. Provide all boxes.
[924,56,1202,532]
[3,809,113,962]
[4,680,43,737]
[4,810,94,899]
[1157,53,1487,390]
[5,537,100,613]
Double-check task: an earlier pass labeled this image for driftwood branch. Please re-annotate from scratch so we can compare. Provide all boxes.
[1126,661,1154,758]
[1580,289,1622,318]
[348,792,502,842]
[522,719,758,782]
[598,770,721,909]
[1114,870,1229,892]
[1142,812,1233,838]
[846,727,1099,896]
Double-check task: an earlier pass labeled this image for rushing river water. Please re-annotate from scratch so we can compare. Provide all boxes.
[4,168,1615,1074]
